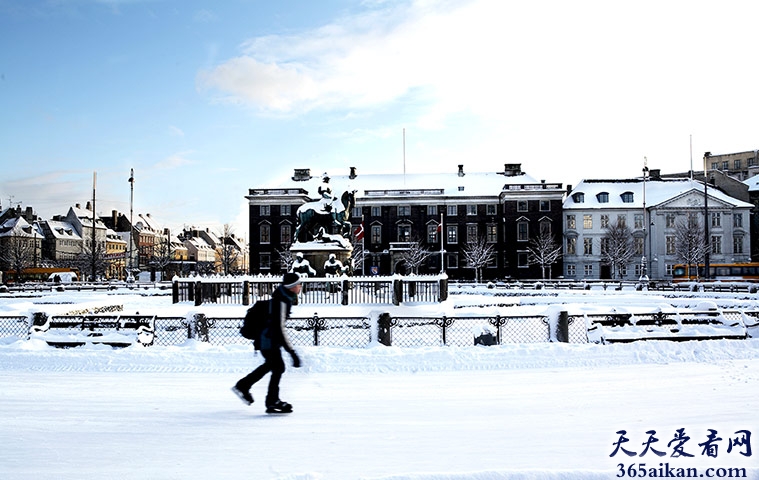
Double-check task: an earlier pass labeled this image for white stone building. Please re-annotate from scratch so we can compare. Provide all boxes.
[563,177,753,281]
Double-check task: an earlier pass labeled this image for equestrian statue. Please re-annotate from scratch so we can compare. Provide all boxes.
[294,188,356,244]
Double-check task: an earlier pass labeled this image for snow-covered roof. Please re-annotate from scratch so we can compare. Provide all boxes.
[255,166,560,201]
[44,219,82,240]
[742,174,759,192]
[0,216,42,238]
[564,178,753,210]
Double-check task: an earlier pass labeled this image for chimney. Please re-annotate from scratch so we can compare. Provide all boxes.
[85,201,91,210]
[112,210,117,226]
[649,169,661,180]
[457,165,465,177]
[503,164,523,176]
[292,168,312,181]
[349,166,357,179]
[76,203,81,209]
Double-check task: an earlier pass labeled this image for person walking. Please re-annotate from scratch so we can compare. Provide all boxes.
[232,273,302,413]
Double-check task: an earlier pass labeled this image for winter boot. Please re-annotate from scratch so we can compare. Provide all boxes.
[231,385,254,405]
[266,400,293,413]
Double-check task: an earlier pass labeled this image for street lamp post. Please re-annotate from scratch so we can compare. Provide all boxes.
[639,158,649,285]
[127,168,135,282]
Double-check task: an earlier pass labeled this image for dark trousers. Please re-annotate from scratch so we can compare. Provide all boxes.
[236,348,285,405]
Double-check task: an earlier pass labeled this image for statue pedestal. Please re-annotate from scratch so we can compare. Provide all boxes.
[291,235,352,277]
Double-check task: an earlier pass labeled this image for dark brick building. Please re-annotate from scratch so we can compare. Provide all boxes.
[246,164,565,280]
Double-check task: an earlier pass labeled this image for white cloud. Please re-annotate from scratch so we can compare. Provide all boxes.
[154,151,195,170]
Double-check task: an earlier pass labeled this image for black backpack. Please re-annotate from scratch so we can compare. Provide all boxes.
[240,299,272,349]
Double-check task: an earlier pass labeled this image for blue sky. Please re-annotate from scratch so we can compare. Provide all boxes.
[2,0,759,237]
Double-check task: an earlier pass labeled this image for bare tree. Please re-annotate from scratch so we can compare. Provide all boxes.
[150,234,175,280]
[399,238,432,274]
[674,217,707,279]
[217,224,241,275]
[0,236,35,282]
[70,245,108,281]
[526,231,562,279]
[600,219,635,279]
[462,236,495,283]
[277,243,294,274]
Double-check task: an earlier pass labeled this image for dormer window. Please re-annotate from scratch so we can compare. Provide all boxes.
[596,192,609,203]
[620,191,634,203]
[572,192,585,203]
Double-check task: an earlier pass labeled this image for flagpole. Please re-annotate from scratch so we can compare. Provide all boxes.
[361,215,365,275]
[440,212,445,273]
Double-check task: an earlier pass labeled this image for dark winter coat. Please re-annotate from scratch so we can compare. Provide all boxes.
[268,285,297,353]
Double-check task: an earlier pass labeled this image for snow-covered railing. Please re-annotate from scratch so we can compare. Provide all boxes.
[171,274,448,306]
[24,312,156,347]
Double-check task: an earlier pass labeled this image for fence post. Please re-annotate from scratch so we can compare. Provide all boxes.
[242,281,250,306]
[393,279,402,305]
[378,312,393,346]
[194,281,202,306]
[555,310,569,343]
[342,279,349,305]
[438,277,448,302]
[172,281,179,304]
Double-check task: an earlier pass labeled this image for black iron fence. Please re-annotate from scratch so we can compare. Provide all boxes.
[172,275,448,306]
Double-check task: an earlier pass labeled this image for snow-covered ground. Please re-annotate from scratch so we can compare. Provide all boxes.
[1,287,758,479]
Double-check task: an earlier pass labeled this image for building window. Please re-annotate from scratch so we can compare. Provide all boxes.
[735,159,742,169]
[634,264,643,277]
[517,252,528,267]
[352,207,361,218]
[711,235,722,254]
[397,224,411,242]
[567,214,576,230]
[540,219,551,236]
[398,205,411,217]
[617,215,626,228]
[486,204,497,215]
[583,238,593,255]
[567,237,576,255]
[259,253,271,269]
[517,221,528,241]
[371,225,382,244]
[428,205,437,216]
[486,224,497,243]
[734,213,743,228]
[711,162,719,170]
[600,238,609,255]
[583,215,592,229]
[427,224,440,243]
[281,225,291,245]
[464,224,476,243]
[466,204,477,216]
[446,225,458,244]
[634,237,644,256]
[567,264,576,276]
[666,214,676,228]
[634,214,643,230]
[734,235,744,254]
[596,192,609,203]
[666,235,675,255]
[260,205,270,216]
[371,206,381,217]
[447,205,457,216]
[447,252,458,269]
[539,200,550,211]
[620,192,634,203]
[584,264,593,276]
[665,264,674,276]
[710,212,721,228]
[281,205,291,216]
[517,200,528,212]
[260,224,270,244]
[572,193,584,203]
[722,161,729,170]
[599,214,608,228]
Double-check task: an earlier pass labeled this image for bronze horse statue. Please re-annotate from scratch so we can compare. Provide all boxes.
[294,190,355,243]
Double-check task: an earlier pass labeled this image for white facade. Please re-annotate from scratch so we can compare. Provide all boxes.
[563,178,752,281]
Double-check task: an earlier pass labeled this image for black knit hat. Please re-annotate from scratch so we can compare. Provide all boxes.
[282,272,302,289]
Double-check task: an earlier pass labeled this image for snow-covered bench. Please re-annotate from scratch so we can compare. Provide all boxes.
[29,313,155,347]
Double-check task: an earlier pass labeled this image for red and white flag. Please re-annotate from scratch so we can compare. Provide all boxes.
[354,222,365,241]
